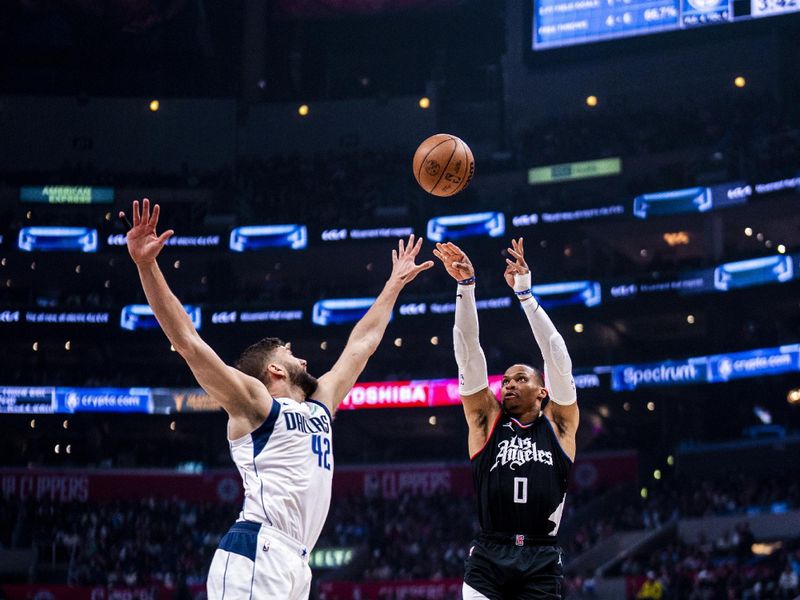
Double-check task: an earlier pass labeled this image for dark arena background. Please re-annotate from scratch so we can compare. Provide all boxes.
[1,1,800,599]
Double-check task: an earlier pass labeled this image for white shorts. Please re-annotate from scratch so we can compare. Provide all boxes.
[207,520,312,600]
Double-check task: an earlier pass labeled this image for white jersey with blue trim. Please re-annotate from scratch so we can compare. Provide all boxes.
[229,397,333,551]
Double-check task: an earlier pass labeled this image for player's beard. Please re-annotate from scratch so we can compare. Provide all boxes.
[287,363,319,399]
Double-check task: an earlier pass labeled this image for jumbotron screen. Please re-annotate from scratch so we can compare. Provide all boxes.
[532,0,800,49]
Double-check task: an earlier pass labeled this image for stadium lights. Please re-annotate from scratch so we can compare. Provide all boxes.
[298,104,310,117]
[586,95,598,107]
[777,244,786,254]
[574,323,584,333]
[430,336,439,345]
[788,388,800,405]
[687,315,695,324]
[744,227,753,236]
[734,76,746,88]
[647,401,655,411]
[320,341,328,350]
[149,99,160,112]
[394,338,403,347]
[428,416,437,426]
[419,97,431,109]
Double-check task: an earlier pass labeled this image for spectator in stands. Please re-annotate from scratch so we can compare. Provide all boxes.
[778,563,799,599]
[636,570,664,599]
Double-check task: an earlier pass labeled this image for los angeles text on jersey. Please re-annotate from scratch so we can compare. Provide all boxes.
[490,436,554,471]
[283,411,330,435]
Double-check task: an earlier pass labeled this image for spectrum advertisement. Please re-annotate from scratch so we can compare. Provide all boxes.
[611,344,800,391]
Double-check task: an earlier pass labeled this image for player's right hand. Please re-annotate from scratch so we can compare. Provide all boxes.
[433,242,475,282]
[120,198,175,266]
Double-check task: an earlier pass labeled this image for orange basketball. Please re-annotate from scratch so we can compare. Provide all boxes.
[412,133,475,197]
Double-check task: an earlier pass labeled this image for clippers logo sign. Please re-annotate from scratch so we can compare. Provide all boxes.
[713,255,794,291]
[532,281,602,308]
[18,227,98,252]
[121,304,201,331]
[229,225,307,251]
[312,298,380,326]
[633,187,712,219]
[426,212,505,242]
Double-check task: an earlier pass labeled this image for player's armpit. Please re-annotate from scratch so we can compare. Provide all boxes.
[544,401,579,461]
[180,335,272,424]
[461,388,501,458]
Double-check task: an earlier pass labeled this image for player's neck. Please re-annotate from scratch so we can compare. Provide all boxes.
[268,381,306,402]
[509,408,540,424]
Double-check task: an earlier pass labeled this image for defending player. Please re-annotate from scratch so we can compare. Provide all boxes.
[433,238,580,600]
[121,199,433,600]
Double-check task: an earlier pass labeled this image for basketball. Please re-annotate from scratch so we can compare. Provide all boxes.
[412,133,475,197]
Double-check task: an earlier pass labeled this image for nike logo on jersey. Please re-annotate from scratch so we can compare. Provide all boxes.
[490,436,554,471]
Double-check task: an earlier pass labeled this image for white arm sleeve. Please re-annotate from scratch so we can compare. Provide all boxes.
[519,296,577,406]
[453,284,489,396]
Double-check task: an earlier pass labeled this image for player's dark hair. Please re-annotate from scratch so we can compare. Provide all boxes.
[529,366,545,388]
[512,363,545,388]
[235,337,285,380]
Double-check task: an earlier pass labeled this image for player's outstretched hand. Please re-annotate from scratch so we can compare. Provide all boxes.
[433,241,475,283]
[120,198,175,266]
[390,234,434,286]
[503,237,530,289]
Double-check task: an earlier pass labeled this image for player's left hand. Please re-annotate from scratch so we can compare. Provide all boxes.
[503,237,530,288]
[390,234,434,286]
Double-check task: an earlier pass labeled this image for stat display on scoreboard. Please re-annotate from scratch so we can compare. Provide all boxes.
[532,0,800,50]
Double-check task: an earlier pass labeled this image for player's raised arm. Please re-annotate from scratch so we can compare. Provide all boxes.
[315,234,434,413]
[433,242,500,457]
[122,199,271,426]
[504,238,579,457]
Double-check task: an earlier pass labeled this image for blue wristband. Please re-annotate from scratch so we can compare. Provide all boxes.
[514,288,533,297]
[457,276,476,286]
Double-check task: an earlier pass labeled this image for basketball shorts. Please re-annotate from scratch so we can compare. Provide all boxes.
[207,520,312,600]
[462,534,564,599]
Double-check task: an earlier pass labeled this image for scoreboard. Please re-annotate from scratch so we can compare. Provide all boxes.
[533,0,800,49]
